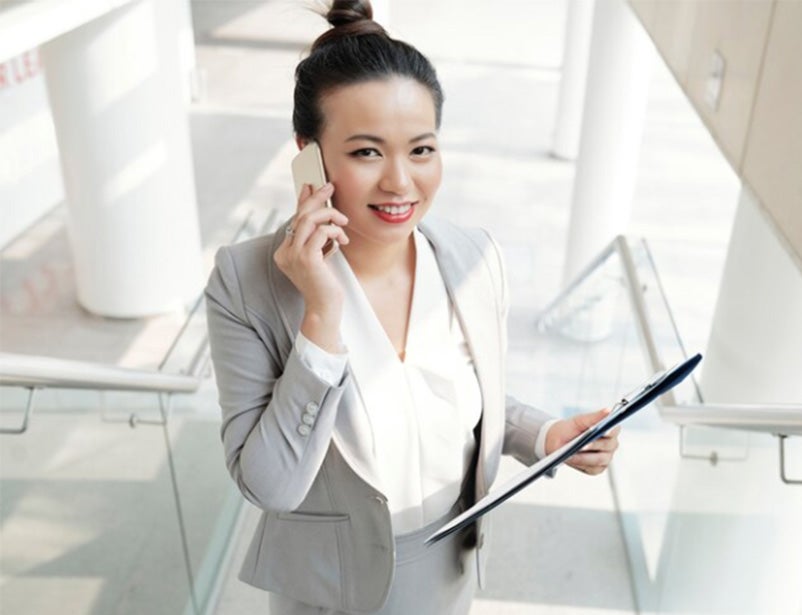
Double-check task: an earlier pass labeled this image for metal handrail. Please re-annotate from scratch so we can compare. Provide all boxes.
[0,352,201,393]
[660,403,802,437]
[0,353,202,435]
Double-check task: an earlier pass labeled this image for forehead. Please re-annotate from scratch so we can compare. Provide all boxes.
[319,77,437,138]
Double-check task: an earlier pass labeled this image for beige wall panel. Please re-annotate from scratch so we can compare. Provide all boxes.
[628,0,659,31]
[742,0,802,266]
[684,0,773,169]
[650,0,698,85]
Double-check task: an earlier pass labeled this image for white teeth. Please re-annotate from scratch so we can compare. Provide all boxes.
[375,203,412,215]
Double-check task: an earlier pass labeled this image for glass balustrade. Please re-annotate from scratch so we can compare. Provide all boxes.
[0,310,241,615]
[535,236,802,614]
[0,209,277,615]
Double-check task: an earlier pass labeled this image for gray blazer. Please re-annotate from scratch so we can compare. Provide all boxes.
[204,216,552,612]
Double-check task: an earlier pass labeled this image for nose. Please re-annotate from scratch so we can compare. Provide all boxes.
[379,157,411,194]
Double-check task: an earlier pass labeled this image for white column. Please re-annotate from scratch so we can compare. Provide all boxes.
[41,0,203,318]
[561,0,653,283]
[551,0,596,160]
[701,187,802,404]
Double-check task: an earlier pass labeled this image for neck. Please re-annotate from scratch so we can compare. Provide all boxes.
[340,232,415,280]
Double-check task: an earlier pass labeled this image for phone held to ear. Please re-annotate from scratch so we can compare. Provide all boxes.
[291,142,338,256]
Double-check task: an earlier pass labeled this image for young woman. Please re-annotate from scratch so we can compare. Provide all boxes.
[205,2,619,613]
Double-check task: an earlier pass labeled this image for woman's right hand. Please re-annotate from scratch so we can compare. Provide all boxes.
[273,183,350,353]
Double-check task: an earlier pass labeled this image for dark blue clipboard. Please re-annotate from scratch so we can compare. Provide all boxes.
[425,353,702,546]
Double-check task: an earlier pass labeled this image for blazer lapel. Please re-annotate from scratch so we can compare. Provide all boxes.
[419,219,505,497]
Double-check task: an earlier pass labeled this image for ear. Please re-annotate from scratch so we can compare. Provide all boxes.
[295,135,308,151]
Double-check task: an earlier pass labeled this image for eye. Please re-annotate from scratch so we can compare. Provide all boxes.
[411,145,436,156]
[349,148,381,158]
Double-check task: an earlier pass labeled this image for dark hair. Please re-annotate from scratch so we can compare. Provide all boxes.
[293,0,444,141]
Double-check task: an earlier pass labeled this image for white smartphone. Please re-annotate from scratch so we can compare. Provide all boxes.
[291,141,333,208]
[291,141,337,255]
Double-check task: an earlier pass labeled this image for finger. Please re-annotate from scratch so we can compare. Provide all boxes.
[296,182,335,216]
[298,205,349,228]
[569,451,613,473]
[591,427,621,448]
[579,442,618,457]
[295,183,314,208]
[292,208,349,243]
[290,224,347,260]
[580,435,618,452]
[304,223,350,255]
[588,427,620,443]
[586,432,620,450]
[282,222,298,246]
[572,408,611,431]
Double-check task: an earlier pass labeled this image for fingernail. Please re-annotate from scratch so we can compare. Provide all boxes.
[322,182,334,194]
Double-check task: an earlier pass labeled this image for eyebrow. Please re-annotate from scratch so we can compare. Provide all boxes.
[344,132,437,144]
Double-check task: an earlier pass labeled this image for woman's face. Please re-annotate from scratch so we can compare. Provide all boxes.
[314,77,442,250]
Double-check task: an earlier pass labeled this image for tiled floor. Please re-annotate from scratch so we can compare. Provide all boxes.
[1,1,741,614]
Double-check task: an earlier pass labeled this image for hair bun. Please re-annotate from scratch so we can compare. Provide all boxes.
[327,0,373,27]
[312,0,387,51]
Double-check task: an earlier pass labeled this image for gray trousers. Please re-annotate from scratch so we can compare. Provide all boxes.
[268,503,477,615]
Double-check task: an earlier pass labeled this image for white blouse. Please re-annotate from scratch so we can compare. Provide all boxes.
[297,229,482,534]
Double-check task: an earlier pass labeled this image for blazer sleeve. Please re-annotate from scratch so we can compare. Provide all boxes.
[204,245,349,512]
[480,229,556,467]
[503,395,554,466]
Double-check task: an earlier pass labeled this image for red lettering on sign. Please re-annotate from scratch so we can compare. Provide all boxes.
[21,53,35,80]
[10,56,21,83]
[0,50,42,90]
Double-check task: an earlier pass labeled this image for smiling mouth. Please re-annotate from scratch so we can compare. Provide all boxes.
[368,202,415,215]
[367,201,417,224]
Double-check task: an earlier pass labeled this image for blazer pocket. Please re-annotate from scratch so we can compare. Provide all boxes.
[276,511,350,522]
[258,511,351,609]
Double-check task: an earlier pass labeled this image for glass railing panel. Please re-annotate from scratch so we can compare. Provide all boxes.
[534,242,652,415]
[158,295,209,379]
[527,244,662,611]
[626,238,700,401]
[535,236,802,614]
[153,290,241,613]
[166,380,242,615]
[0,383,241,615]
[0,211,274,614]
[0,388,193,615]
[538,265,677,609]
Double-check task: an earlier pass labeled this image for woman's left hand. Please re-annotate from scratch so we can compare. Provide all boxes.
[544,409,621,475]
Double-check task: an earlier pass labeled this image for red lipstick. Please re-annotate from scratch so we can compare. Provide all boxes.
[369,202,416,224]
